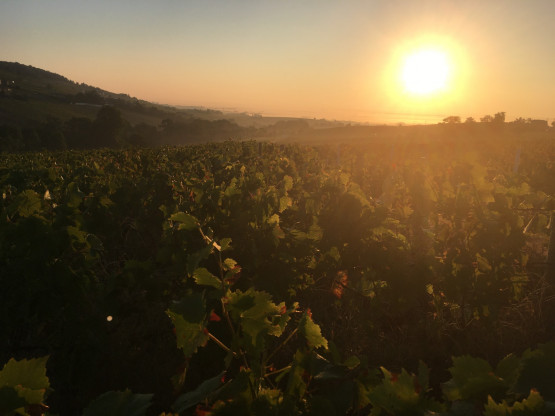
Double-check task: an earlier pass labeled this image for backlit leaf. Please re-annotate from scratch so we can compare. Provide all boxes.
[299,311,328,350]
[192,267,222,289]
[170,212,199,230]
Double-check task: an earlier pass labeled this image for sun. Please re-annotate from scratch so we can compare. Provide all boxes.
[401,48,450,95]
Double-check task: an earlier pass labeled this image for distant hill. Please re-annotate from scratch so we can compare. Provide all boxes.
[0,61,348,150]
[2,61,551,152]
[0,61,226,127]
[0,61,347,129]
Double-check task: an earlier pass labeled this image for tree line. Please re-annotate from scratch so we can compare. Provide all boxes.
[0,106,258,152]
[442,111,553,129]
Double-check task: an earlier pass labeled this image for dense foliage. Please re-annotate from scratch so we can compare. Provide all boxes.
[1,136,554,415]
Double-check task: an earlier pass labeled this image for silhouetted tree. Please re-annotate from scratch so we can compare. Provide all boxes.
[493,112,506,124]
[442,116,461,124]
[65,117,94,149]
[480,114,494,123]
[465,117,476,123]
[93,106,125,147]
[0,125,23,152]
[73,89,104,105]
[40,118,66,150]
[22,128,41,151]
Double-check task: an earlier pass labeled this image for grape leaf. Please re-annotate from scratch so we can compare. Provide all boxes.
[170,212,199,230]
[192,267,222,289]
[83,389,153,416]
[0,356,50,407]
[173,372,224,413]
[166,294,208,357]
[10,190,41,217]
[298,312,328,350]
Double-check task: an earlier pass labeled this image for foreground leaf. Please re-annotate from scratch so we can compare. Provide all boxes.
[83,390,153,416]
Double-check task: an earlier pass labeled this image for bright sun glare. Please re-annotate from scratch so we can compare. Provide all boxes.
[401,49,450,95]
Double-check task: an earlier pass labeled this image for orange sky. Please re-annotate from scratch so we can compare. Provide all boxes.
[2,1,554,124]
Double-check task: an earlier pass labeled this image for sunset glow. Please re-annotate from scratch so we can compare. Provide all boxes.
[2,1,554,123]
[401,49,450,95]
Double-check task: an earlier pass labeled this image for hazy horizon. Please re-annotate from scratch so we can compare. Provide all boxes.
[2,0,554,124]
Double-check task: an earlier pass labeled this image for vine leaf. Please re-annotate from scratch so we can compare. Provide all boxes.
[192,267,222,289]
[166,293,208,357]
[170,212,199,230]
[10,190,41,217]
[82,389,153,416]
[0,356,50,406]
[227,289,286,349]
[298,311,328,350]
[173,372,224,413]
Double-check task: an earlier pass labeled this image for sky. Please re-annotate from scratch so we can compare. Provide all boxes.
[2,0,554,124]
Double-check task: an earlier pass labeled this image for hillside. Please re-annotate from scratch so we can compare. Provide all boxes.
[0,61,346,129]
[1,61,553,152]
[0,61,224,126]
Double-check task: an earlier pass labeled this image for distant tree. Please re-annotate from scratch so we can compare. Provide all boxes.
[442,116,461,124]
[40,118,66,150]
[480,114,494,123]
[127,123,158,147]
[73,89,104,105]
[22,128,41,151]
[93,106,125,147]
[493,112,506,124]
[160,118,175,134]
[0,125,24,152]
[464,117,476,123]
[65,117,94,149]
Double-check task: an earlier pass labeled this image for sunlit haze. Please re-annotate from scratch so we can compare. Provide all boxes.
[401,49,450,95]
[2,0,554,124]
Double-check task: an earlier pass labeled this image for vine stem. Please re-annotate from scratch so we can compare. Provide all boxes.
[207,332,235,356]
[266,328,298,363]
[265,365,292,377]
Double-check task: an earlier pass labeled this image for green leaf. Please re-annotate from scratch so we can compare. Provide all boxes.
[170,211,199,230]
[298,312,328,350]
[192,267,222,289]
[10,190,41,217]
[279,196,292,213]
[223,258,237,271]
[220,238,232,251]
[343,356,361,369]
[285,350,308,399]
[368,367,444,415]
[0,386,26,415]
[173,372,224,413]
[0,356,50,405]
[66,225,88,244]
[495,353,521,389]
[87,233,105,252]
[166,293,208,357]
[82,389,153,416]
[484,390,546,416]
[283,175,293,192]
[307,223,323,241]
[443,355,507,402]
[66,182,84,208]
[515,342,555,401]
[417,360,430,393]
[227,289,285,349]
[368,368,419,413]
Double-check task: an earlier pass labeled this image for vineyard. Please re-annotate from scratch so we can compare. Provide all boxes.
[1,135,554,415]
